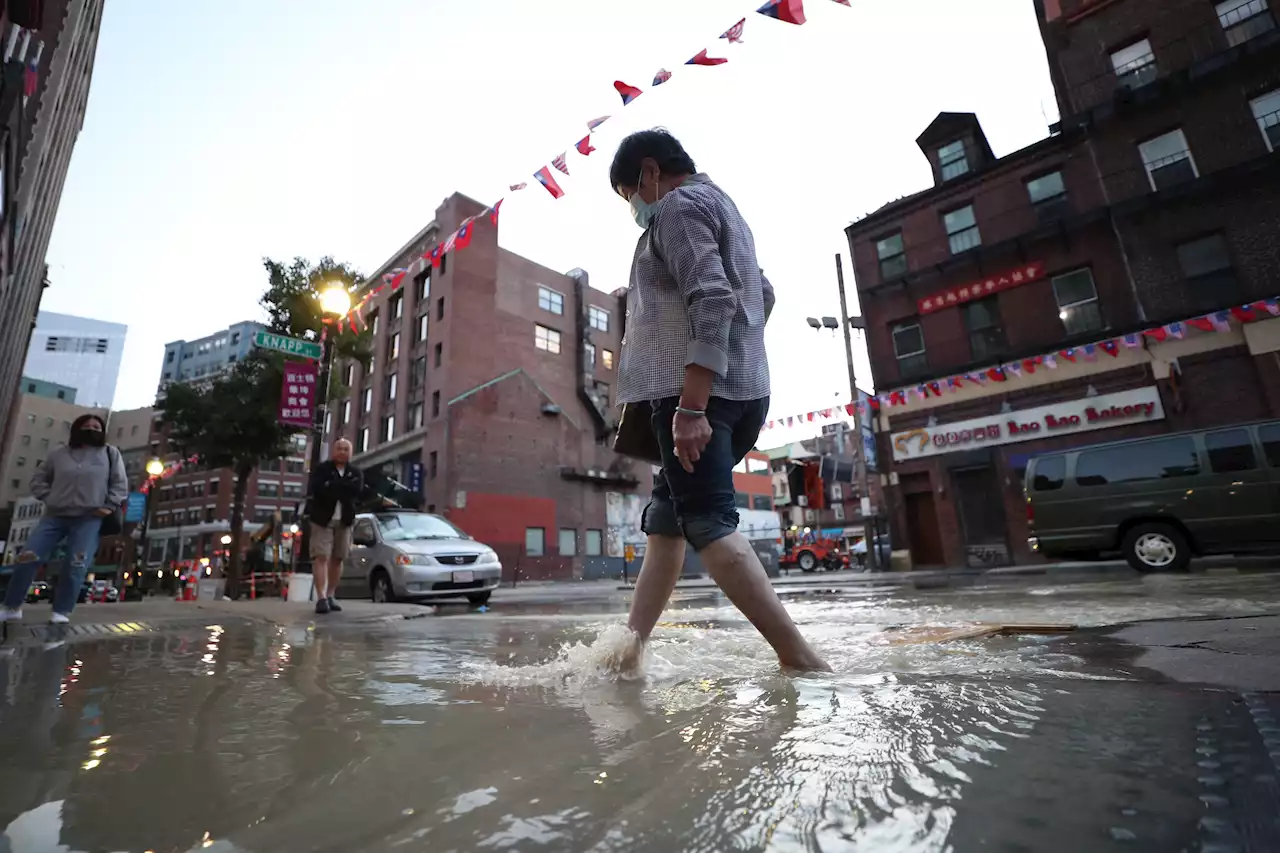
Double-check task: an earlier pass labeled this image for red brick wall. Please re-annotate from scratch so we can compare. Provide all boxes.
[447,492,563,581]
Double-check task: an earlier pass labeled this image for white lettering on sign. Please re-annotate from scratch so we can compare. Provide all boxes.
[890,387,1165,462]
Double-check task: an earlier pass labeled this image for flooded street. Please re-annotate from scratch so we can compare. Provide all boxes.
[2,572,1279,852]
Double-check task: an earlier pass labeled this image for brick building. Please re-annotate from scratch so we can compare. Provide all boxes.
[323,192,646,580]
[847,0,1280,569]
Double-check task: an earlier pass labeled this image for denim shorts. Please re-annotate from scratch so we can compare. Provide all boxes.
[640,396,769,551]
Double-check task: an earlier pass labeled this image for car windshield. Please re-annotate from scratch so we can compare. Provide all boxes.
[374,513,468,542]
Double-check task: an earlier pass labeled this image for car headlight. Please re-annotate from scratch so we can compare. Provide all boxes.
[395,553,437,566]
[479,548,499,563]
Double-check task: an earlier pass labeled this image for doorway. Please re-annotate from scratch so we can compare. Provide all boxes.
[952,465,1011,568]
[904,489,945,567]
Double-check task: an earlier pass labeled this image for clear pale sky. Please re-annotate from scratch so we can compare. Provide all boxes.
[43,0,1057,443]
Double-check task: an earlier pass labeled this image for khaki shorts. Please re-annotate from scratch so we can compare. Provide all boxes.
[310,522,352,561]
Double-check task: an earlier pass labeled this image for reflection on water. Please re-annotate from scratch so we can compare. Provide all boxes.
[0,575,1273,852]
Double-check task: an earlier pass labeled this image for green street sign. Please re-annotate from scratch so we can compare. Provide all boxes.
[252,331,322,360]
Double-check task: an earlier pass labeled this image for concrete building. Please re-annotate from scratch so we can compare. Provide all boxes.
[17,374,76,402]
[0,0,105,473]
[158,321,263,395]
[2,495,43,563]
[847,0,1280,569]
[106,405,158,485]
[322,192,645,580]
[0,392,106,511]
[23,310,126,407]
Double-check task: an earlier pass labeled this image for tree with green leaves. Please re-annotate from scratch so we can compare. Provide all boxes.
[157,257,370,596]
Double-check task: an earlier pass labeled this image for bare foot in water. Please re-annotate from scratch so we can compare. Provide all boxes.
[598,626,645,677]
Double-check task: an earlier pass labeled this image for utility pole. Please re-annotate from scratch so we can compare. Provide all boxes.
[835,253,878,571]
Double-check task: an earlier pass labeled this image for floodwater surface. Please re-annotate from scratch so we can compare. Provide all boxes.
[1,573,1278,852]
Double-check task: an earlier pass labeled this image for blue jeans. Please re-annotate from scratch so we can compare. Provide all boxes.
[3,514,102,614]
[641,396,769,552]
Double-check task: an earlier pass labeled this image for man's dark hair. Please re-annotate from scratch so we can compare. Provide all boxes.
[609,129,697,192]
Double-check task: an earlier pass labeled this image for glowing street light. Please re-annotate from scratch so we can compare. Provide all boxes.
[145,458,164,477]
[220,534,232,546]
[318,284,351,317]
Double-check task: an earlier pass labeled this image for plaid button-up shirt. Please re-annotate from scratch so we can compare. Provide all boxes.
[616,174,775,404]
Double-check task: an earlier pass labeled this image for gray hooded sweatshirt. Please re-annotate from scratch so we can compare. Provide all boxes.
[30,444,129,517]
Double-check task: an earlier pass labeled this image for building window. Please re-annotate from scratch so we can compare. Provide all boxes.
[361,387,373,414]
[1177,234,1240,311]
[943,205,981,254]
[1052,269,1104,336]
[602,349,614,370]
[357,427,369,453]
[432,391,441,418]
[381,416,396,444]
[390,293,403,320]
[417,273,431,302]
[418,314,429,342]
[585,529,603,556]
[434,342,442,368]
[340,399,351,424]
[15,456,25,466]
[892,322,928,378]
[584,343,596,372]
[388,332,400,361]
[409,402,424,430]
[535,324,562,354]
[1111,38,1157,90]
[937,139,969,181]
[436,297,445,322]
[369,312,379,338]
[833,503,846,522]
[429,450,438,479]
[752,494,773,511]
[386,373,397,402]
[1250,89,1280,152]
[20,434,29,446]
[538,286,564,315]
[1216,0,1275,46]
[1139,129,1197,191]
[257,482,280,497]
[963,298,1007,360]
[558,529,577,556]
[440,254,447,276]
[735,492,751,509]
[875,232,907,280]
[1026,170,1068,222]
[411,356,426,390]
[525,527,546,556]
[588,306,610,332]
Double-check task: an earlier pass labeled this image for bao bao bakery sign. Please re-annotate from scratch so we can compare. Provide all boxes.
[918,262,1046,315]
[891,387,1165,462]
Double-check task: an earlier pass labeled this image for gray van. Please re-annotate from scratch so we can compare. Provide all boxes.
[1025,420,1280,572]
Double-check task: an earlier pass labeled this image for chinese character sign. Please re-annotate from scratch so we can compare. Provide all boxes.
[917,262,1046,315]
[279,360,319,429]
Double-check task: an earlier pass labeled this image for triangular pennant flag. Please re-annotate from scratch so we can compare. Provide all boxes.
[1100,339,1119,357]
[1187,317,1215,333]
[587,115,610,131]
[390,270,407,291]
[575,136,595,156]
[534,166,565,199]
[1083,343,1098,360]
[552,152,569,175]
[489,198,504,226]
[613,80,643,105]
[766,420,775,430]
[1262,298,1280,317]
[1023,358,1039,374]
[1060,348,1077,362]
[1165,322,1185,340]
[987,366,1007,382]
[806,412,815,422]
[686,49,728,66]
[845,403,856,416]
[757,0,807,25]
[1143,327,1169,343]
[947,377,960,390]
[721,18,746,42]
[1043,354,1058,369]
[1122,333,1142,348]
[1007,362,1023,377]
[1232,305,1258,323]
[1209,312,1231,332]
[509,182,527,191]
[830,0,851,4]
[652,68,672,86]
[786,417,794,427]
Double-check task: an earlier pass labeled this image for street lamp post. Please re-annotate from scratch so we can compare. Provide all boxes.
[136,458,165,581]
[298,284,352,576]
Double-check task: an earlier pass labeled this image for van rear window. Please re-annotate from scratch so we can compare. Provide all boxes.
[1076,437,1200,487]
[1031,456,1065,491]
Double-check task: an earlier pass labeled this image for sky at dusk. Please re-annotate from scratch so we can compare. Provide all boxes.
[42,0,1058,443]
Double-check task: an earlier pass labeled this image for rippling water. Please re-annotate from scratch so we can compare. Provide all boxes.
[0,574,1275,852]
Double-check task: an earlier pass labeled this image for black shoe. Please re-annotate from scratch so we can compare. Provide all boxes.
[327,597,342,612]
[315,597,331,614]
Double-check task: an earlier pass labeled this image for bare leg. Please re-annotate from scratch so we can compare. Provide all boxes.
[700,532,830,671]
[312,557,328,599]
[626,534,687,641]
[326,557,342,600]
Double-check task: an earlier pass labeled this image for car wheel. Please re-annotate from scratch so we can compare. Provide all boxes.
[467,591,492,606]
[797,551,818,573]
[370,569,397,603]
[1121,523,1190,573]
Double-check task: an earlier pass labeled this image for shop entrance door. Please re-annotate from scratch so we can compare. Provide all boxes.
[952,465,1011,568]
[904,490,945,567]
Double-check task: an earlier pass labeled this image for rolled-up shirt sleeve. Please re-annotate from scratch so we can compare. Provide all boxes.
[654,193,735,377]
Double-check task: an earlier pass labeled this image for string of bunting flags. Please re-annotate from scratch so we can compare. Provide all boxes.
[760,296,1280,431]
[139,455,202,494]
[328,0,849,333]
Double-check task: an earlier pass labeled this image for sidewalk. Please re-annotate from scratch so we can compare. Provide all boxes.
[6,597,431,631]
[1097,614,1280,692]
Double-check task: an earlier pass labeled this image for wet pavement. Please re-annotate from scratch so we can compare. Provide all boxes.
[1,572,1279,852]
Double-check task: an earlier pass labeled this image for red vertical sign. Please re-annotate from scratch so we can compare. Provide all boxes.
[279,361,318,429]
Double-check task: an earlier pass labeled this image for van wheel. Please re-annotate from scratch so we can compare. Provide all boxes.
[1121,523,1190,573]
[797,551,818,573]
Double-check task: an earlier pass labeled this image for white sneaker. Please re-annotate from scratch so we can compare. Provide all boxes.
[49,612,70,625]
[1,608,21,622]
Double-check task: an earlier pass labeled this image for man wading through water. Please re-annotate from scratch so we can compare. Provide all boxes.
[609,129,829,672]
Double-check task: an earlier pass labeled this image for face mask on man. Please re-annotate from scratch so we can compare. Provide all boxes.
[630,167,658,230]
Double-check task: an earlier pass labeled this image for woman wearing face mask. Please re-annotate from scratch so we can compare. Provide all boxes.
[2,414,128,624]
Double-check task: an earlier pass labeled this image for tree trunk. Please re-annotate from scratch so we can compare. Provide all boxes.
[225,460,254,599]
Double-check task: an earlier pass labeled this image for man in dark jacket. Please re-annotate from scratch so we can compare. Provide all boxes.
[307,438,363,614]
